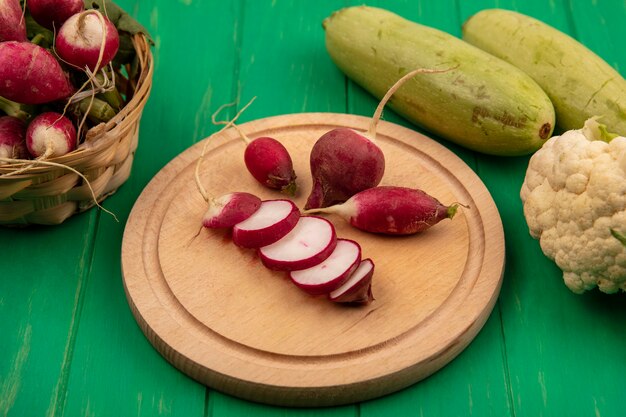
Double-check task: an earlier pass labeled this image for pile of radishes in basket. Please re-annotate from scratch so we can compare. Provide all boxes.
[197,69,464,306]
[0,0,147,160]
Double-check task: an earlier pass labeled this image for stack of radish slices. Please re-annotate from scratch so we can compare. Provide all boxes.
[206,198,374,305]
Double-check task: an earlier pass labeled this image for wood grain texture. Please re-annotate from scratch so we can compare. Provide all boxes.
[2,1,626,416]
[121,113,505,406]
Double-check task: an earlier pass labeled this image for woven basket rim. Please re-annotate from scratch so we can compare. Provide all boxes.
[0,33,154,176]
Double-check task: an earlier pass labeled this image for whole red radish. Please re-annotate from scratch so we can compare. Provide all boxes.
[289,238,361,295]
[305,127,384,209]
[244,136,297,195]
[258,216,337,272]
[56,10,120,72]
[329,258,375,305]
[0,42,74,104]
[212,100,297,195]
[306,186,462,235]
[26,112,77,158]
[232,199,300,248]
[305,67,452,210]
[0,116,29,159]
[202,192,261,229]
[27,0,84,31]
[0,0,27,42]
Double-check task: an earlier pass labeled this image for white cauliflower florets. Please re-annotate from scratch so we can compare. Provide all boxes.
[520,118,626,294]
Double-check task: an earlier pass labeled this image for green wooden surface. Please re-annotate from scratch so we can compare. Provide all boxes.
[1,1,625,416]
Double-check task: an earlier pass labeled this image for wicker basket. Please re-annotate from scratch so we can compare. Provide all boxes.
[0,34,154,226]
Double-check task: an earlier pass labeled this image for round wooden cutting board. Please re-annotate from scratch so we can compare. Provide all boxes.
[121,113,505,407]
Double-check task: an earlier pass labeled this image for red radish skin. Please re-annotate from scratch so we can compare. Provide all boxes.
[258,216,337,271]
[232,199,300,248]
[329,258,375,304]
[0,0,27,42]
[26,112,77,158]
[306,186,461,235]
[304,67,453,210]
[0,116,29,159]
[0,42,74,104]
[56,10,120,71]
[305,127,384,209]
[211,101,298,195]
[244,136,297,195]
[27,0,84,31]
[289,238,361,295]
[202,192,261,229]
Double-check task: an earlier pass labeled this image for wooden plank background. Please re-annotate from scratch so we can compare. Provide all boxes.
[1,0,625,416]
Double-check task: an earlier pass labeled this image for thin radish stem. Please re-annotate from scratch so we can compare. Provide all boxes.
[215,121,251,145]
[31,33,45,45]
[194,97,256,203]
[367,65,459,140]
[211,98,257,145]
[302,206,338,215]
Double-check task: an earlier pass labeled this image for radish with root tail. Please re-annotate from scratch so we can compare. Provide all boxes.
[0,116,29,159]
[0,0,27,42]
[329,259,375,304]
[27,0,84,31]
[258,216,337,271]
[0,42,74,104]
[202,192,261,229]
[26,112,77,158]
[289,238,361,295]
[232,199,300,248]
[304,67,454,210]
[195,99,263,229]
[55,9,120,72]
[212,98,298,195]
[305,186,463,235]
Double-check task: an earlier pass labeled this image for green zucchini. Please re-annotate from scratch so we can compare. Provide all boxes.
[462,8,626,135]
[323,6,555,156]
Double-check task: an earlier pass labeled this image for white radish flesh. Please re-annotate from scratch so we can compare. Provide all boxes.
[329,258,375,304]
[56,10,120,71]
[259,216,337,271]
[289,238,361,295]
[0,116,28,159]
[26,112,77,158]
[202,192,261,229]
[232,199,299,248]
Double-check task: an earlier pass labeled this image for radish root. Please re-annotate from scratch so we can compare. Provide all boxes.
[367,65,460,140]
[194,97,256,203]
[211,97,257,145]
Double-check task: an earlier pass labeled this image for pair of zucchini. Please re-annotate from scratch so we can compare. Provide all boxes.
[323,7,626,156]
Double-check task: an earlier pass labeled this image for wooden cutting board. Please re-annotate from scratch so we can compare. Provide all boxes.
[121,113,505,407]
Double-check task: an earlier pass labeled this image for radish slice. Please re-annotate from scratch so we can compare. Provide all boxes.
[259,216,337,271]
[289,238,361,295]
[202,192,261,229]
[329,258,375,304]
[232,199,299,248]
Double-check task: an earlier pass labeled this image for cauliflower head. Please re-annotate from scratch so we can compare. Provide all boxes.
[520,118,626,294]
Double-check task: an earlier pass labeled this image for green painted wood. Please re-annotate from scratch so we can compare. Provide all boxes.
[59,0,241,416]
[337,2,513,415]
[0,214,98,417]
[2,1,625,416]
[209,1,355,416]
[458,1,626,417]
